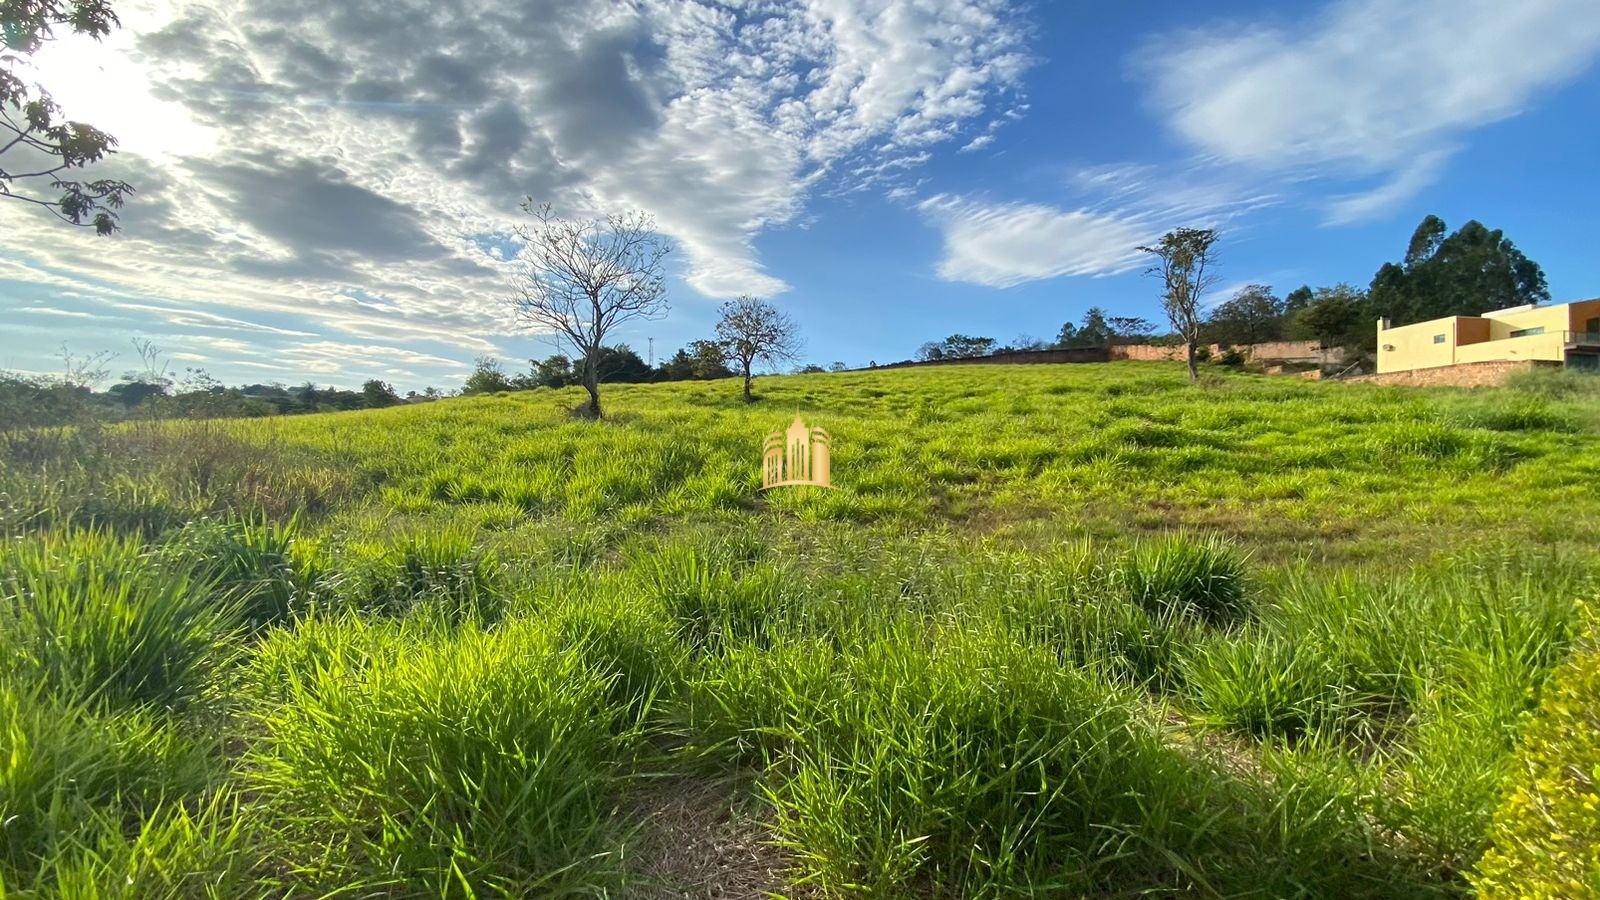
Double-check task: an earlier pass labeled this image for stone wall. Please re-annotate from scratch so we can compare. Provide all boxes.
[1343,359,1561,388]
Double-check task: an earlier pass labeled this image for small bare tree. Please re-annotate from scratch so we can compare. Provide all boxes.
[1138,227,1220,382]
[713,295,801,402]
[507,201,672,418]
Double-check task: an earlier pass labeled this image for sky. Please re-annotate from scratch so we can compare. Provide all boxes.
[3,0,1600,391]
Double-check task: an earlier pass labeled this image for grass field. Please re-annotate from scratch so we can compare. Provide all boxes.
[2,361,1598,897]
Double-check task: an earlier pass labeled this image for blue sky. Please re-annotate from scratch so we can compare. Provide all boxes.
[3,0,1599,390]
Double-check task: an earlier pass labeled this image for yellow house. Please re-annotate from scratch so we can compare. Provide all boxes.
[1376,298,1600,374]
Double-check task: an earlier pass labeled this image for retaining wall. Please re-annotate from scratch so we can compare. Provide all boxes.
[1343,359,1561,388]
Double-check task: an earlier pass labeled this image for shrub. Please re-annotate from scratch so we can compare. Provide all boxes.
[1120,533,1250,625]
[1471,606,1600,900]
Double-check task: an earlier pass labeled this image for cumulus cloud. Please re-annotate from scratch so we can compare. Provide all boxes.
[1,0,1032,383]
[1137,0,1600,221]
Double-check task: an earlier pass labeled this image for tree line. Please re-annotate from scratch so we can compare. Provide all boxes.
[911,214,1548,381]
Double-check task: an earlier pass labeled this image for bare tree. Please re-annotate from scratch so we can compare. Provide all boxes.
[713,295,802,402]
[507,201,672,418]
[1138,227,1221,381]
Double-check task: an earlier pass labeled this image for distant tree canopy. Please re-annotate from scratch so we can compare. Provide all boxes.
[362,379,401,408]
[1,0,134,233]
[918,334,997,361]
[462,356,514,394]
[1368,215,1549,327]
[1204,284,1284,346]
[1055,307,1111,348]
[1288,283,1368,348]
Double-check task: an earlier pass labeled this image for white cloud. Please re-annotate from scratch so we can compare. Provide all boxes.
[15,307,96,318]
[1138,0,1600,221]
[958,134,995,153]
[918,195,1153,288]
[0,0,1032,382]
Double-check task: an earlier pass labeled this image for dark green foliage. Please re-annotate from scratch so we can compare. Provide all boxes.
[1288,282,1367,348]
[1205,283,1284,346]
[919,333,998,360]
[1368,215,1550,327]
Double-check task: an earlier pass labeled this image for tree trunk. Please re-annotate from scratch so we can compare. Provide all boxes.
[1186,339,1199,382]
[580,350,601,418]
[742,368,753,403]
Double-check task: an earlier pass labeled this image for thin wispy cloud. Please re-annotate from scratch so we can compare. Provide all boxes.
[1136,0,1600,221]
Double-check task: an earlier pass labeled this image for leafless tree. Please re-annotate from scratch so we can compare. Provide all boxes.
[1138,227,1221,381]
[507,201,672,418]
[713,295,802,402]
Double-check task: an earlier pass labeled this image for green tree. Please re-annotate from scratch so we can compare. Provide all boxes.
[1283,285,1314,315]
[462,356,513,394]
[1291,284,1366,349]
[1139,227,1222,381]
[361,379,400,408]
[1367,215,1549,326]
[1,0,134,233]
[1205,284,1284,346]
[593,344,652,383]
[687,340,732,379]
[525,354,576,388]
[1056,307,1115,348]
[938,334,998,358]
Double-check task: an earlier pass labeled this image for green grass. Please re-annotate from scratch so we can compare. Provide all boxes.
[2,361,1598,897]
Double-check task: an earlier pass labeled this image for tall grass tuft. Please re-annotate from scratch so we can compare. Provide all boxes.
[160,515,320,630]
[336,523,504,624]
[248,617,634,895]
[0,530,232,712]
[1120,533,1250,625]
[634,540,787,653]
[0,678,215,889]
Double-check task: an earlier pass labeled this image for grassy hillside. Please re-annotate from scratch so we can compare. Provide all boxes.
[2,362,1598,897]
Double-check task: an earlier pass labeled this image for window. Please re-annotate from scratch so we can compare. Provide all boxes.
[1510,326,1545,337]
[1432,334,1446,344]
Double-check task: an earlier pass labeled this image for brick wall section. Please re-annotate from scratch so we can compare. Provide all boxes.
[1110,344,1188,361]
[1108,340,1344,363]
[1343,359,1562,388]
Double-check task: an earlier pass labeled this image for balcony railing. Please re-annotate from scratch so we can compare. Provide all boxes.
[1565,331,1600,347]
